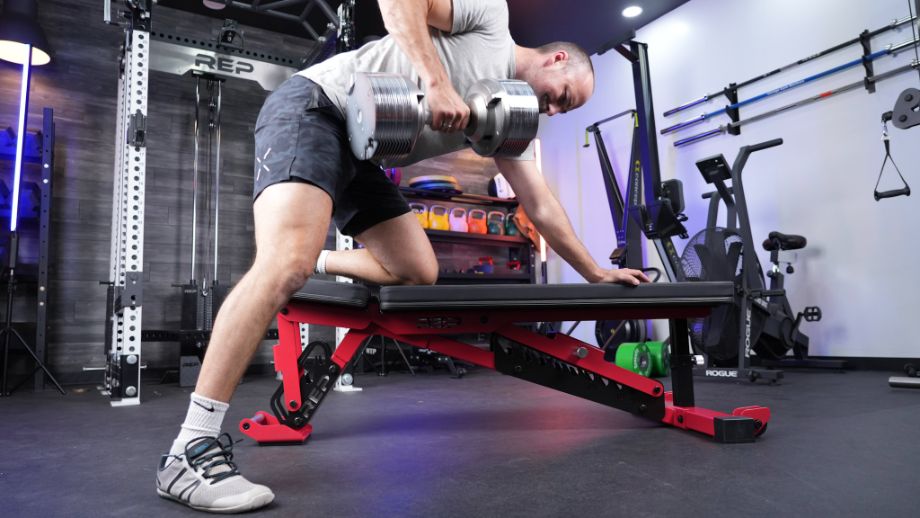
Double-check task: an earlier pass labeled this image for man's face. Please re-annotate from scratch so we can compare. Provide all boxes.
[530,59,593,117]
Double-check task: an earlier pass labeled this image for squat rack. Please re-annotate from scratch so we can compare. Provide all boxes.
[100,0,314,406]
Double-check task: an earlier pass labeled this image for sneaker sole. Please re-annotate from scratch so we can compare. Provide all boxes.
[157,488,274,514]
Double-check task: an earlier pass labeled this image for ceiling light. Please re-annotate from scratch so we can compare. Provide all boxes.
[622,6,643,18]
[203,0,230,10]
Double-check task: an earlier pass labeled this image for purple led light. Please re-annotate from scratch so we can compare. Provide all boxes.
[11,45,32,232]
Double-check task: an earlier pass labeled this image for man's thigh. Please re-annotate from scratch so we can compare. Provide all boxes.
[253,181,333,269]
[355,212,438,282]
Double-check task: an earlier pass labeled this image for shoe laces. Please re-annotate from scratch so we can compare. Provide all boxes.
[184,433,242,484]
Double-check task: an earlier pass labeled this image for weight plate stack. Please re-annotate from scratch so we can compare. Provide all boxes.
[644,341,670,377]
[464,79,539,157]
[614,342,652,377]
[346,73,425,161]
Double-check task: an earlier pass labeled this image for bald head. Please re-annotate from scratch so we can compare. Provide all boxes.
[535,41,595,90]
[515,41,595,116]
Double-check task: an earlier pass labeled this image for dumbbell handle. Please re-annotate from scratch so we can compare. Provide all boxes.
[413,86,506,148]
[415,96,485,138]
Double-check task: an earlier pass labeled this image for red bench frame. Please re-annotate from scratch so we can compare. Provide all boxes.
[240,287,770,444]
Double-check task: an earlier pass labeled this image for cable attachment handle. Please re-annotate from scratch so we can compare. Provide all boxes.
[874,112,911,201]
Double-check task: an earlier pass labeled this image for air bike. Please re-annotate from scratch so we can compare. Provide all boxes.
[686,138,843,382]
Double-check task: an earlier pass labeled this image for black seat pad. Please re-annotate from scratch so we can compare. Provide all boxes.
[762,231,806,252]
[290,279,372,308]
[378,282,733,312]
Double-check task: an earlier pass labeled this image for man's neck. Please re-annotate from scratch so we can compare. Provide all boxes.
[513,45,535,80]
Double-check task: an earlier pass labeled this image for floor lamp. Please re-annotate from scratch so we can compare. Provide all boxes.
[0,0,63,396]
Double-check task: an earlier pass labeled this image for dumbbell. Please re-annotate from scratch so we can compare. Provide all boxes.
[346,72,539,161]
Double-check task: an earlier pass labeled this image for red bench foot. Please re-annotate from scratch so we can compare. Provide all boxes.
[239,411,312,444]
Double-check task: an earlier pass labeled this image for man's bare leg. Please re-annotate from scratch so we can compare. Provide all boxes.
[324,212,439,286]
[158,182,333,513]
[195,182,333,402]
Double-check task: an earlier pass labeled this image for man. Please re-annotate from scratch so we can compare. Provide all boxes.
[156,0,650,513]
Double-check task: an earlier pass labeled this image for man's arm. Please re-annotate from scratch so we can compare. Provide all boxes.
[377,0,469,132]
[495,157,649,285]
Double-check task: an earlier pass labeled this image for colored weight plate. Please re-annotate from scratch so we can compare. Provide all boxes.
[615,342,652,377]
[410,177,458,185]
[412,181,460,190]
[410,178,459,189]
[410,181,460,189]
[416,188,464,196]
[410,175,459,185]
[411,177,459,184]
[644,341,670,377]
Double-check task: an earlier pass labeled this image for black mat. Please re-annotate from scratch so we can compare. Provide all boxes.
[1,369,917,517]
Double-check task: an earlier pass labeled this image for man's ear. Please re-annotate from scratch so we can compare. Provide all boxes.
[553,50,569,65]
[543,50,569,67]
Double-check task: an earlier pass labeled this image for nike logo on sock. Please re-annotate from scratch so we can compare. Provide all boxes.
[193,400,215,412]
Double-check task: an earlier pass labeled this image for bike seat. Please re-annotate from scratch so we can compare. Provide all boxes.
[762,231,806,251]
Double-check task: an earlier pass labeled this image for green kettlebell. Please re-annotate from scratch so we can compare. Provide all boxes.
[487,211,505,235]
[505,211,520,236]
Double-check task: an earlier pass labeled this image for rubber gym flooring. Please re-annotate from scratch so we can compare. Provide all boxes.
[1,368,917,517]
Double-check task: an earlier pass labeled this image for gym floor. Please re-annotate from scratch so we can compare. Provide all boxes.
[2,368,917,517]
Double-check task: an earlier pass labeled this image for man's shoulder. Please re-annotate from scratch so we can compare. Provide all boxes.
[451,0,509,37]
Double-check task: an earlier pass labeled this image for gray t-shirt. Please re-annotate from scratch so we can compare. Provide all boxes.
[298,0,533,166]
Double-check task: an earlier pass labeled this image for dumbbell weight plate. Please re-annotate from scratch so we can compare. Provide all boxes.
[346,73,426,161]
[409,175,460,186]
[464,79,539,157]
[645,341,670,377]
[614,342,652,377]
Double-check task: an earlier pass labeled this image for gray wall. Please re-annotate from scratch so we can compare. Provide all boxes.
[538,0,920,357]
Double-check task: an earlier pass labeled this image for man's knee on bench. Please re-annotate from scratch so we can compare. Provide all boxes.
[254,253,316,298]
[388,260,438,286]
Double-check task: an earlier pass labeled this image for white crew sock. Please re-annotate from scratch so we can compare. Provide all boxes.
[314,249,331,275]
[169,392,230,456]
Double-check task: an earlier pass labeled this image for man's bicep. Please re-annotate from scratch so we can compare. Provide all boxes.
[443,0,506,35]
[427,0,454,32]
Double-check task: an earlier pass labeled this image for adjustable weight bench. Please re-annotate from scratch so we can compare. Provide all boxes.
[239,280,770,444]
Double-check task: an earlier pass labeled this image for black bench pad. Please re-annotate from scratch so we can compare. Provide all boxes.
[290,279,734,312]
[378,282,733,312]
[290,279,372,308]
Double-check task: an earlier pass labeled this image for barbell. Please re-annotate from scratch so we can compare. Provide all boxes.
[345,72,539,161]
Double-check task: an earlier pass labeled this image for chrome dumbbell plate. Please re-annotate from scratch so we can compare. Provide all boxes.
[346,73,426,161]
[464,79,539,157]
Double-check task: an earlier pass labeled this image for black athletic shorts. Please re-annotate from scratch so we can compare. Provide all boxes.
[252,75,411,237]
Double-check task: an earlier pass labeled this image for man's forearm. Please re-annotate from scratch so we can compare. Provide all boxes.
[378,0,450,88]
[526,196,604,283]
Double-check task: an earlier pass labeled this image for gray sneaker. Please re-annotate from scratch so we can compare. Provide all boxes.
[156,434,274,513]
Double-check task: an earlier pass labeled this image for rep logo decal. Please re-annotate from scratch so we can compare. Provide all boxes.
[194,54,255,75]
